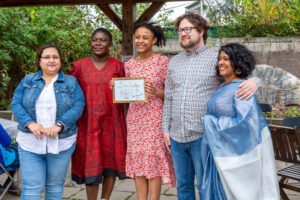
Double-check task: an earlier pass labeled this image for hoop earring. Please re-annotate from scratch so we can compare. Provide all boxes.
[235,68,241,75]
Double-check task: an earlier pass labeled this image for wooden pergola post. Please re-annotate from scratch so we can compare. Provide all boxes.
[122,0,136,60]
[98,1,165,60]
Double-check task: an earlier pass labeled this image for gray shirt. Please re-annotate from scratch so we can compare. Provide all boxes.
[162,46,221,143]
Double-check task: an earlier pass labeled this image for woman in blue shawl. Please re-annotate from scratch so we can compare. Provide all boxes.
[201,43,279,200]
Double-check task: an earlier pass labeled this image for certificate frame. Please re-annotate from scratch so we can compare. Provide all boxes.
[113,77,147,103]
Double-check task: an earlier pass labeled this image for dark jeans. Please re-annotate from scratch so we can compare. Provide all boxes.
[170,138,203,200]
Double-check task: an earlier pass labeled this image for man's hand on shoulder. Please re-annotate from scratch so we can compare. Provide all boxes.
[236,79,258,100]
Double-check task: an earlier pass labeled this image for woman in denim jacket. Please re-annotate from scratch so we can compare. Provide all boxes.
[11,44,85,200]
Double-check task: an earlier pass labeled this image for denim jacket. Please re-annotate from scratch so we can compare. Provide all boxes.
[11,70,85,139]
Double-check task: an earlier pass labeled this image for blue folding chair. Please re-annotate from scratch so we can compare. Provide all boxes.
[0,146,19,199]
[0,123,20,199]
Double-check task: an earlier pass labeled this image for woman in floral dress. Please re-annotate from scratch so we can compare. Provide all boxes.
[124,23,176,200]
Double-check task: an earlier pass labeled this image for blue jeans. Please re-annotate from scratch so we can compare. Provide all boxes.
[18,143,75,200]
[170,138,203,200]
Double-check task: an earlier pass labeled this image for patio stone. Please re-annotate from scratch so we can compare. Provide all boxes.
[1,162,299,200]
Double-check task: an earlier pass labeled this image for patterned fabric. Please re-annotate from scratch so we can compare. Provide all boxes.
[125,54,176,187]
[163,46,221,143]
[71,57,127,185]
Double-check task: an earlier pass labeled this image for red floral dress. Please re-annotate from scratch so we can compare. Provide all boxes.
[71,57,127,185]
[125,54,176,186]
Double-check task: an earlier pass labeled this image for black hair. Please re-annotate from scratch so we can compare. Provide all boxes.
[134,22,166,47]
[92,27,112,42]
[216,43,256,79]
[35,44,62,69]
[176,12,210,44]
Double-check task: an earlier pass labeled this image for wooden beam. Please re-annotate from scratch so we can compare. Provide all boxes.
[0,0,191,7]
[135,2,165,25]
[97,4,122,30]
[0,0,107,7]
[122,0,136,58]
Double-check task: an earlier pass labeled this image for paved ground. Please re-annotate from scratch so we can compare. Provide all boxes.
[1,162,300,199]
[0,166,180,200]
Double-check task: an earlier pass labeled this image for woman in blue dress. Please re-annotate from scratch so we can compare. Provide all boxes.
[201,43,279,200]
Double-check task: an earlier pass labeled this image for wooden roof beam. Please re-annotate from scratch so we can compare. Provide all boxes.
[0,0,191,7]
[97,4,122,30]
[135,2,165,25]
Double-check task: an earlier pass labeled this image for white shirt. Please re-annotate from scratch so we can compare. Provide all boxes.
[16,75,76,154]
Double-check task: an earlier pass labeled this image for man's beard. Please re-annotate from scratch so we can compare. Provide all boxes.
[180,37,201,50]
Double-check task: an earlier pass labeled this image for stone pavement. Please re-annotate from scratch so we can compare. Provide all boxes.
[1,162,300,199]
[61,179,179,200]
[1,173,179,200]
[61,167,180,200]
[0,165,180,200]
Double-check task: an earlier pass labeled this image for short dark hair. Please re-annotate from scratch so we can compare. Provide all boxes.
[175,12,210,44]
[35,44,62,69]
[217,43,256,79]
[92,27,112,42]
[134,22,166,47]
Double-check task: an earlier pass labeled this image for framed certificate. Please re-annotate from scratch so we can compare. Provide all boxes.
[113,77,147,103]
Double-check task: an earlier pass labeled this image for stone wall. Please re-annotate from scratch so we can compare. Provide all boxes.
[154,37,300,106]
[253,64,300,106]
[155,37,300,77]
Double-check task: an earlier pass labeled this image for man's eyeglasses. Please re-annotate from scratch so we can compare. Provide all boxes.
[40,56,60,60]
[177,27,197,34]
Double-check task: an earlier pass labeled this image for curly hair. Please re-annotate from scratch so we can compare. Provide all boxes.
[134,22,166,47]
[175,12,210,44]
[216,43,256,79]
